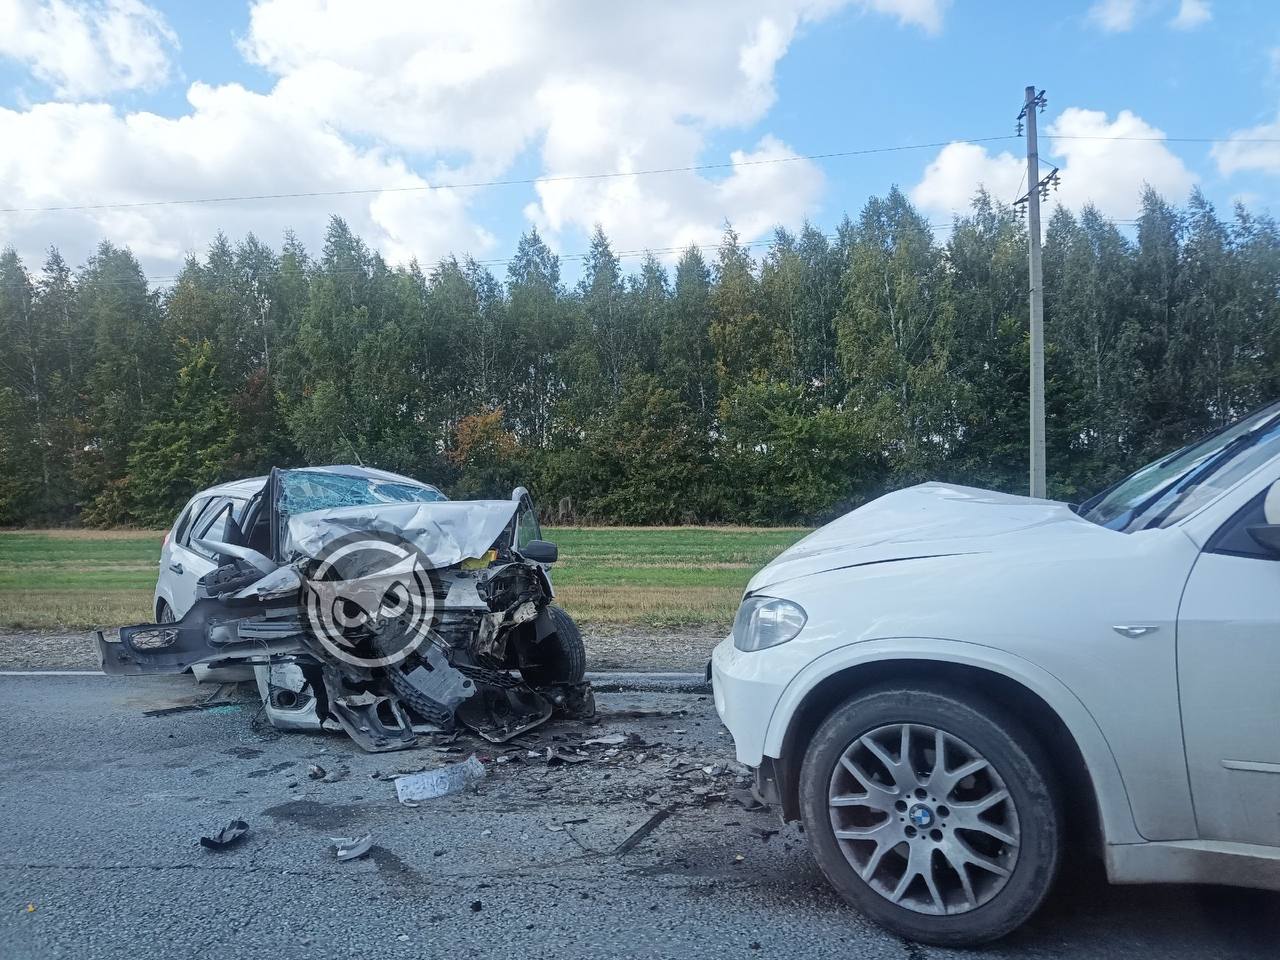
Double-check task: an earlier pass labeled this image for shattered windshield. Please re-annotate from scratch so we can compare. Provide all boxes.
[280,470,447,518]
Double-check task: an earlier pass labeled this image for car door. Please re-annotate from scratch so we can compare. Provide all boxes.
[1177,479,1280,846]
[167,496,229,617]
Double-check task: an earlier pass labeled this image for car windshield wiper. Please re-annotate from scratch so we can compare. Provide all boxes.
[1131,414,1280,530]
[1078,444,1204,523]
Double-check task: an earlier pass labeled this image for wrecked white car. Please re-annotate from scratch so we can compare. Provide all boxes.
[98,465,592,751]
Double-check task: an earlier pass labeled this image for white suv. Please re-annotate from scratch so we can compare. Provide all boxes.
[712,402,1280,945]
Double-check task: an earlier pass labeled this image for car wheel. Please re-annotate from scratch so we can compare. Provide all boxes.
[519,605,586,685]
[157,600,175,623]
[799,683,1061,946]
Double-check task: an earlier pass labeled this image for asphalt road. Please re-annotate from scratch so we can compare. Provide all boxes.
[1,674,1276,960]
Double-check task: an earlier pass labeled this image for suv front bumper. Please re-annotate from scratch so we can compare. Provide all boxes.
[709,634,790,768]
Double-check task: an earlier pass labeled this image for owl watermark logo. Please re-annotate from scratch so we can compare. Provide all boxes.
[302,531,440,668]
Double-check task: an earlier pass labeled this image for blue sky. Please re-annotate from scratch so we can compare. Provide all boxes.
[1,0,1278,282]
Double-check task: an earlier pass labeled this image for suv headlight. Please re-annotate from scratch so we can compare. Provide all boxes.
[732,595,807,652]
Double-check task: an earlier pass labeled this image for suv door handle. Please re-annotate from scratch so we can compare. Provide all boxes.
[168,562,184,575]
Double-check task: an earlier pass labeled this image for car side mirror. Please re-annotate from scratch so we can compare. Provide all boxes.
[1250,481,1280,555]
[520,539,558,564]
[1265,479,1280,525]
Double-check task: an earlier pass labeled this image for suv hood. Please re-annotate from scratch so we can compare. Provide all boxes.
[748,482,1093,592]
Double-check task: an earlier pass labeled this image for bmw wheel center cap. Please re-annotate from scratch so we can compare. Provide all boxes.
[908,804,935,828]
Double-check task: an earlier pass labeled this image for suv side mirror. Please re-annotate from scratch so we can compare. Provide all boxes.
[520,539,558,564]
[1250,480,1280,555]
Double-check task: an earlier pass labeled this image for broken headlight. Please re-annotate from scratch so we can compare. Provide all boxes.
[732,595,806,652]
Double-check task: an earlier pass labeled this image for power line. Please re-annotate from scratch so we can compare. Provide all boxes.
[9,130,1276,218]
[1052,135,1280,144]
[0,137,1017,215]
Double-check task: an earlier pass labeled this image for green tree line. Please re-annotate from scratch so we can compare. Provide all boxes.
[1,185,1277,527]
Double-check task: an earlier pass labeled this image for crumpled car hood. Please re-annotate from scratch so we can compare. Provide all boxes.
[747,481,1094,592]
[285,500,521,569]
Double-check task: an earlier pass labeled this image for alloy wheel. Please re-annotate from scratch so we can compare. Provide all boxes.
[827,722,1020,916]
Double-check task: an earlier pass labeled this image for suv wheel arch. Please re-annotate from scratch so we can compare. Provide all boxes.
[772,659,1103,864]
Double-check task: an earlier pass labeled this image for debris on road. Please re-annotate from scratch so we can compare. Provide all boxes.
[614,806,675,855]
[581,733,626,747]
[544,745,590,765]
[307,763,326,780]
[142,683,250,717]
[728,787,766,811]
[332,834,374,861]
[199,819,249,850]
[394,754,486,804]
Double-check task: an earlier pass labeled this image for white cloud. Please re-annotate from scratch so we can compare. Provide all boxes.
[910,142,1025,219]
[0,0,177,97]
[1088,0,1141,32]
[0,87,493,271]
[911,108,1197,221]
[528,135,824,255]
[1213,115,1280,177]
[1088,0,1213,33]
[239,0,947,255]
[862,0,951,34]
[1169,0,1211,30]
[0,0,952,275]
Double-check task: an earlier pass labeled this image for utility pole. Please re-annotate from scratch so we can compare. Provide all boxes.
[1015,87,1058,499]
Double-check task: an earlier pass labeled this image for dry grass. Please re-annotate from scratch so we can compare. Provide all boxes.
[0,586,737,632]
[0,589,153,630]
[2,528,167,540]
[555,524,809,533]
[0,525,807,631]
[554,584,739,629]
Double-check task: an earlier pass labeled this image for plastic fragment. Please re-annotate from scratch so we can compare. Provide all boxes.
[331,834,374,861]
[393,754,486,804]
[200,819,249,850]
[545,746,590,765]
[581,733,626,747]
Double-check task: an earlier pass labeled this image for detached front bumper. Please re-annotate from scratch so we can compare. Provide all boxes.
[709,635,791,768]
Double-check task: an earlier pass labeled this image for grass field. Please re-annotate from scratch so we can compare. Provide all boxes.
[0,526,809,631]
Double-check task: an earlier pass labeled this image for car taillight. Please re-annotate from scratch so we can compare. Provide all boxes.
[162,529,171,548]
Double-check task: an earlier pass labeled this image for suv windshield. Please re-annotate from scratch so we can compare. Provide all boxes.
[280,470,447,518]
[1079,402,1280,531]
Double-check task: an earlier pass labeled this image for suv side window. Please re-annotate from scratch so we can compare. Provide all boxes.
[1205,488,1273,561]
